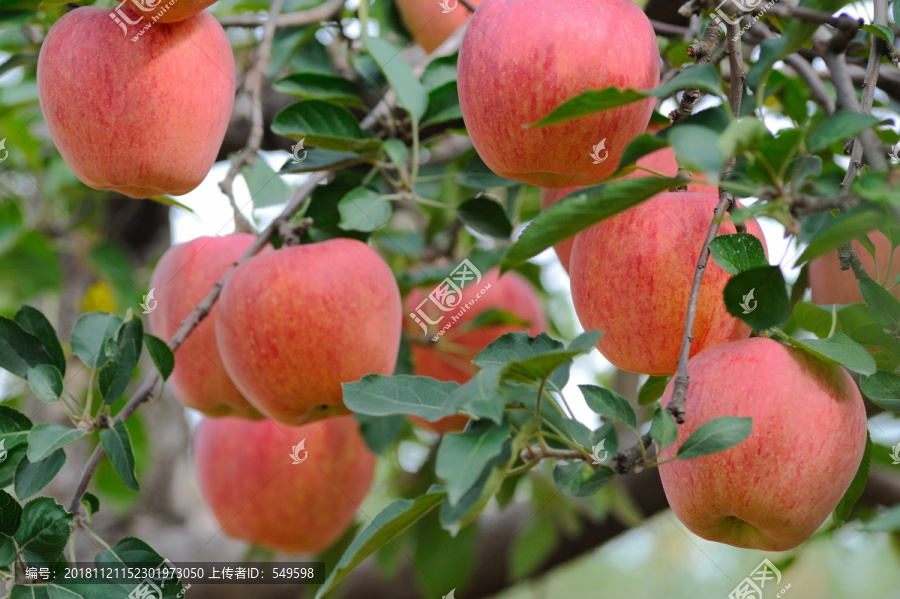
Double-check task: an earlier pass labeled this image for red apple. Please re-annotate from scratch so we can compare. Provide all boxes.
[658,337,867,551]
[809,233,900,304]
[541,144,718,271]
[216,238,402,425]
[149,235,262,420]
[395,0,484,53]
[405,268,547,433]
[37,6,235,199]
[193,415,375,553]
[570,192,767,375]
[458,0,660,188]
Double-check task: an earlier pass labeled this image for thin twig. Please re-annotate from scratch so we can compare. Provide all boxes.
[218,0,287,233]
[667,22,744,424]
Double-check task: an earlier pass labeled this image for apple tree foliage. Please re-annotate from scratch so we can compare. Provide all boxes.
[1,0,900,596]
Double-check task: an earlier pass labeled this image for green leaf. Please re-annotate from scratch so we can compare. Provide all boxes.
[618,133,669,170]
[552,462,616,497]
[0,316,51,379]
[315,488,446,598]
[271,100,380,152]
[14,497,72,563]
[421,54,458,92]
[14,306,64,375]
[859,370,900,411]
[862,23,895,43]
[503,177,681,267]
[650,407,679,452]
[833,431,872,528]
[98,316,143,404]
[531,87,650,128]
[439,442,512,533]
[422,81,463,127]
[859,278,900,330]
[568,331,602,354]
[100,420,139,492]
[0,407,33,487]
[793,302,834,338]
[0,535,14,569]
[446,367,505,425]
[70,312,123,370]
[26,424,85,463]
[280,148,370,174]
[677,417,752,460]
[0,489,22,536]
[669,125,725,181]
[343,375,462,421]
[638,375,670,406]
[808,110,880,152]
[80,493,100,518]
[580,385,636,429]
[795,203,886,265]
[11,584,84,599]
[143,334,174,380]
[436,420,511,505]
[473,333,569,390]
[532,65,723,128]
[337,187,392,232]
[382,139,408,170]
[653,63,725,99]
[723,266,791,330]
[242,156,289,211]
[27,364,63,403]
[709,233,769,275]
[457,198,513,239]
[15,450,66,499]
[273,72,363,106]
[456,155,519,189]
[788,332,877,376]
[718,117,771,160]
[502,349,581,385]
[353,414,406,455]
[363,36,427,124]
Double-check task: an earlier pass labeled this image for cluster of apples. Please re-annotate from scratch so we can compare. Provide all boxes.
[148,235,402,553]
[450,0,867,550]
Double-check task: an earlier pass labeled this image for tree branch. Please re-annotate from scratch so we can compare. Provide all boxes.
[667,22,744,424]
[670,20,722,124]
[218,0,286,233]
